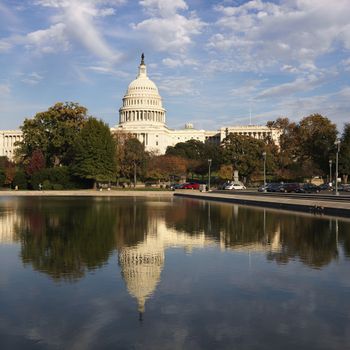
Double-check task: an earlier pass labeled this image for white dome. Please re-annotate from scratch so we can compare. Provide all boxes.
[118,54,166,126]
[127,77,159,95]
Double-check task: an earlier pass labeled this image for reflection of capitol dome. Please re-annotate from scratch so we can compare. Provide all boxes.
[119,53,166,126]
[118,217,216,316]
[118,205,282,317]
[119,235,164,314]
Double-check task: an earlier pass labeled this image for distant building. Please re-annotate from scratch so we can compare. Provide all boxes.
[0,130,23,161]
[0,54,281,158]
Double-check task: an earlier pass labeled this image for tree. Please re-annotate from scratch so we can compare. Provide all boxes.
[166,139,205,160]
[221,133,266,182]
[25,149,46,176]
[4,161,16,186]
[16,102,88,167]
[267,117,299,180]
[166,140,222,176]
[0,156,16,187]
[297,114,337,176]
[121,138,148,186]
[218,164,234,181]
[340,123,350,183]
[146,155,188,182]
[72,118,116,188]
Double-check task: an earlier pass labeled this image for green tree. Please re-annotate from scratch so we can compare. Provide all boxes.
[166,139,205,160]
[166,140,222,176]
[72,118,116,188]
[218,164,234,181]
[146,155,188,182]
[267,117,299,180]
[13,170,28,189]
[221,133,266,182]
[16,102,88,167]
[121,138,148,186]
[340,123,350,183]
[297,114,337,176]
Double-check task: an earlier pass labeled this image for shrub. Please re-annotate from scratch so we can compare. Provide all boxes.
[42,180,52,190]
[0,171,5,187]
[13,170,28,189]
[30,166,86,190]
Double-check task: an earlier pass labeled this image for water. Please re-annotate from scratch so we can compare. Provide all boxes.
[0,196,349,350]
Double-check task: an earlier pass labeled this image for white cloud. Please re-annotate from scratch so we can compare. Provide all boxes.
[257,73,329,99]
[341,58,350,72]
[0,84,11,95]
[0,40,12,52]
[20,72,44,85]
[209,0,350,72]
[139,0,188,17]
[158,77,198,96]
[86,65,129,78]
[25,23,70,53]
[230,79,264,98]
[1,0,125,60]
[132,0,205,52]
[162,57,197,68]
[265,86,350,127]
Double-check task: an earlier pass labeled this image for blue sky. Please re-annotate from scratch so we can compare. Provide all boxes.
[0,0,349,131]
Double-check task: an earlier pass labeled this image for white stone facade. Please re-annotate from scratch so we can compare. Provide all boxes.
[0,130,23,160]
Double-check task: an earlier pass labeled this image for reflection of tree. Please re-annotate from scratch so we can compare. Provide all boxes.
[165,199,278,247]
[337,220,350,258]
[114,198,161,249]
[267,217,339,268]
[166,199,349,268]
[15,198,117,282]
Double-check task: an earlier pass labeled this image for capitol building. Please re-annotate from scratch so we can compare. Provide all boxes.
[0,54,280,159]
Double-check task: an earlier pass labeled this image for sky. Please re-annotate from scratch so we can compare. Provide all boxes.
[0,0,349,132]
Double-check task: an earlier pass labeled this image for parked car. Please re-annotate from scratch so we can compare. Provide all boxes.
[296,183,320,193]
[258,184,268,192]
[282,183,301,193]
[169,183,183,190]
[181,182,200,190]
[319,183,333,191]
[224,182,246,190]
[267,183,285,192]
[337,184,350,192]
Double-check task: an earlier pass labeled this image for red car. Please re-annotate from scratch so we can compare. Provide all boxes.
[181,183,200,190]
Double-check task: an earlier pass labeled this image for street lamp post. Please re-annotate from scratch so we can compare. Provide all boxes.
[262,151,267,192]
[335,140,340,196]
[329,159,332,184]
[208,159,212,192]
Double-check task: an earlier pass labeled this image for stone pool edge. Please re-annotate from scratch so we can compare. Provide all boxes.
[174,191,350,218]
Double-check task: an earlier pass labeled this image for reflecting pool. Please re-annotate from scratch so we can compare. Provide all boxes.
[0,196,349,349]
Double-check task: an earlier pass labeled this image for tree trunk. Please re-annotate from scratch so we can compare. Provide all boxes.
[133,162,137,188]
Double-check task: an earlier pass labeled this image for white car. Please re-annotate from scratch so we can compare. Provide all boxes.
[224,183,246,190]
